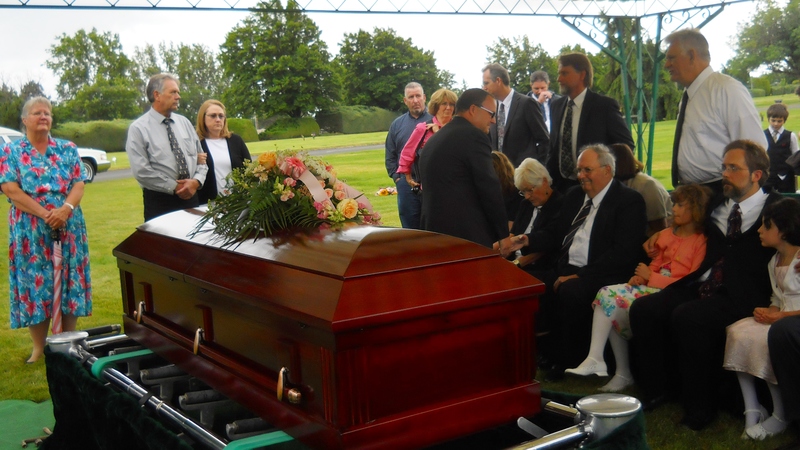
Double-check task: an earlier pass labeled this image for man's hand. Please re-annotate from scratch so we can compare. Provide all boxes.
[404,173,419,188]
[554,274,578,292]
[175,179,200,200]
[643,230,661,258]
[507,234,528,253]
[537,91,552,104]
[498,235,514,258]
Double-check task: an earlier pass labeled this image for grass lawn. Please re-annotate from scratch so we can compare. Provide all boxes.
[1,93,799,449]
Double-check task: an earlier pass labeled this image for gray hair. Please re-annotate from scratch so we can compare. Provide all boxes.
[404,82,424,96]
[146,73,179,103]
[664,29,711,62]
[580,143,617,176]
[20,96,52,132]
[530,70,550,84]
[514,158,552,190]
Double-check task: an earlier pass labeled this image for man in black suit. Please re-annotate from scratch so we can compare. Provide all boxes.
[547,53,634,192]
[419,88,513,254]
[528,70,561,135]
[510,144,646,377]
[630,140,781,430]
[482,63,550,166]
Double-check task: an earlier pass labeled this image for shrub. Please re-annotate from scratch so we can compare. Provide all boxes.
[227,118,259,142]
[259,117,320,140]
[749,89,766,98]
[52,119,132,152]
[316,106,400,134]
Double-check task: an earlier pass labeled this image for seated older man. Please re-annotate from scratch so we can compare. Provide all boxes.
[510,144,647,379]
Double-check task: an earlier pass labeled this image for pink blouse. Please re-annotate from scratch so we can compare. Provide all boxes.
[396,116,443,175]
[647,228,707,289]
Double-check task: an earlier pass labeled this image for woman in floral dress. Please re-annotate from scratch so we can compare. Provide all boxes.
[565,184,710,392]
[0,97,91,363]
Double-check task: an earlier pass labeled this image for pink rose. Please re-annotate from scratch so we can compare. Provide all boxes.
[280,191,295,202]
[325,188,334,198]
[280,156,306,178]
[334,191,346,201]
[283,177,296,187]
[333,181,345,192]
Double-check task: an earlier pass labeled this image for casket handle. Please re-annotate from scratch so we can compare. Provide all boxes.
[277,367,302,405]
[135,301,145,324]
[193,328,204,355]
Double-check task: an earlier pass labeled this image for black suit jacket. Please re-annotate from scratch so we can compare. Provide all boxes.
[528,180,646,284]
[420,116,509,248]
[489,91,550,166]
[198,133,251,204]
[547,90,634,191]
[669,190,784,316]
[510,189,564,270]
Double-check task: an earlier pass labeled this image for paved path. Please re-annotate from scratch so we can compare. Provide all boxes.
[93,144,383,183]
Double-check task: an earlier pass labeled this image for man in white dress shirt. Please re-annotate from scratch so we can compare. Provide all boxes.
[528,70,561,134]
[126,73,207,221]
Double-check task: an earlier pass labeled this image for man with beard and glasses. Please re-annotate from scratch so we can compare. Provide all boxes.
[629,140,782,431]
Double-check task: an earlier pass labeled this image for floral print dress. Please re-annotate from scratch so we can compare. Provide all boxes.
[0,137,92,328]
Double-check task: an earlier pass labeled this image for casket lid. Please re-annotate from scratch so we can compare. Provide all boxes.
[115,208,542,332]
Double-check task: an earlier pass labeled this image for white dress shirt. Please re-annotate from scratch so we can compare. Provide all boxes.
[568,179,613,267]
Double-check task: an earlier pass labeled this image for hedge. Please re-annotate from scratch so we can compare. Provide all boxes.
[52,119,132,152]
[316,106,400,134]
[259,117,320,140]
[227,118,259,142]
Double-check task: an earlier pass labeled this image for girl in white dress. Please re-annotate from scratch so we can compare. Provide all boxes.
[723,198,800,440]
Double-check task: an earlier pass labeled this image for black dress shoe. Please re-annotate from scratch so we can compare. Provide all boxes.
[642,394,669,412]
[679,410,716,431]
[544,366,565,382]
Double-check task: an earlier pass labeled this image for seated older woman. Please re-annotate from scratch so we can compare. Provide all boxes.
[611,143,671,236]
[507,158,563,271]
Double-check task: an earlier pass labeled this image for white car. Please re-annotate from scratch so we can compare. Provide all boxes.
[0,126,113,182]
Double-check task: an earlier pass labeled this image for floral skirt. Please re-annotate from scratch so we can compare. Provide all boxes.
[593,283,662,340]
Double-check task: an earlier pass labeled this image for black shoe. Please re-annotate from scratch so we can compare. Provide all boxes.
[642,394,670,412]
[537,355,556,372]
[679,410,716,431]
[544,366,565,382]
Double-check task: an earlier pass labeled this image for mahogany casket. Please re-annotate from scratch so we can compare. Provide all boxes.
[113,209,544,449]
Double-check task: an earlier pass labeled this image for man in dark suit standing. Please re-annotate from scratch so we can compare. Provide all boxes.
[482,63,550,166]
[630,140,781,430]
[528,70,561,135]
[419,88,513,255]
[510,144,646,378]
[547,53,634,192]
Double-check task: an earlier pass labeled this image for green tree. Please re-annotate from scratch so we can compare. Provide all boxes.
[47,28,134,100]
[219,0,337,118]
[486,36,557,93]
[55,77,141,122]
[0,83,23,129]
[336,28,445,110]
[725,0,800,83]
[133,42,225,119]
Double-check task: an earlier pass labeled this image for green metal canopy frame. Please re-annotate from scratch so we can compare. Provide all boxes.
[1,0,753,172]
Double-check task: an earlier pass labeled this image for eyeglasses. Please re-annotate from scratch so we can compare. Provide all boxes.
[721,164,746,174]
[440,102,455,108]
[476,105,496,119]
[575,165,608,176]
[518,187,538,197]
[206,113,226,120]
[29,110,52,118]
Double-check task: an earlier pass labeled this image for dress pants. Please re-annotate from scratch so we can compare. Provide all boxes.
[628,285,695,400]
[395,177,422,229]
[671,293,745,416]
[530,266,605,369]
[769,316,800,421]
[143,188,199,221]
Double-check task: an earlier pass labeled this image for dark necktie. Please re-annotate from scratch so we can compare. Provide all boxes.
[561,199,592,255]
[671,90,689,187]
[699,203,742,299]
[773,130,780,143]
[560,100,576,179]
[163,118,190,180]
[540,102,547,119]
[497,102,506,151]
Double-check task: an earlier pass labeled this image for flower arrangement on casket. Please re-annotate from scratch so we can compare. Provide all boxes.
[192,150,381,246]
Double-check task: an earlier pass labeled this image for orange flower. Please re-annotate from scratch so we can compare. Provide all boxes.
[336,198,359,219]
[258,152,277,170]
